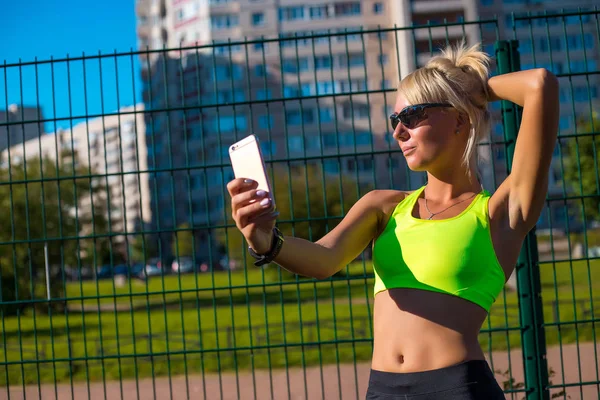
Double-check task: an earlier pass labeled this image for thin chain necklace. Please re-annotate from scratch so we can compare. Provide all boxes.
[423,189,477,220]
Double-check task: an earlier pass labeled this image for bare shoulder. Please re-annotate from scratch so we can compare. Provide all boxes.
[361,189,411,236]
[365,189,411,212]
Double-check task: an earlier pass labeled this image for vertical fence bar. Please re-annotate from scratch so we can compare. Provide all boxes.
[496,39,550,400]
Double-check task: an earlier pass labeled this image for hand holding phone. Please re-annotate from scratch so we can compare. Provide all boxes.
[227,135,278,253]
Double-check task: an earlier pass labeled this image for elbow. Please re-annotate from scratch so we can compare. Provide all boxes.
[312,270,332,280]
[532,68,559,93]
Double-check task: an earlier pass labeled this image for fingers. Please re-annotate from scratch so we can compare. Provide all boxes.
[236,196,275,228]
[231,187,270,214]
[248,210,279,225]
[227,178,257,197]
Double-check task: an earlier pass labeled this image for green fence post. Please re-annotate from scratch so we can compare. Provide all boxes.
[495,39,550,400]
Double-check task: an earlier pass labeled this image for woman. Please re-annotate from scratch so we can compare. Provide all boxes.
[226,42,559,399]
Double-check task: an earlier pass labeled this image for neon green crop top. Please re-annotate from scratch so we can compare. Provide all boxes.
[372,186,506,312]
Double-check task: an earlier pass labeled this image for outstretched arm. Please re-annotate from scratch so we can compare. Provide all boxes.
[487,68,560,234]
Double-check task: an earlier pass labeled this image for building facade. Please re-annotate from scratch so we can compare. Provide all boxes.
[1,105,151,260]
[135,0,529,262]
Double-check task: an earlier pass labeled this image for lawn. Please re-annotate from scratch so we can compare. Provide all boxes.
[0,259,598,386]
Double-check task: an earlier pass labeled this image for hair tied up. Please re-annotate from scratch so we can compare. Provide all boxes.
[396,40,493,178]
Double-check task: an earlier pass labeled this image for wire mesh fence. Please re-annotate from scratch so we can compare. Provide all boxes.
[0,9,599,400]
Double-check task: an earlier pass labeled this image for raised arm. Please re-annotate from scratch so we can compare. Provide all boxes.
[487,68,559,234]
[227,178,383,279]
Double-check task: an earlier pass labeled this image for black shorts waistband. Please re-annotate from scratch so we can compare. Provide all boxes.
[368,359,500,396]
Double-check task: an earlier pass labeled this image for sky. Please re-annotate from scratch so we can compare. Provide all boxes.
[0,0,143,132]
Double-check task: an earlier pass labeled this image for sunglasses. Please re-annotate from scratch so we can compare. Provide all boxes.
[389,103,453,130]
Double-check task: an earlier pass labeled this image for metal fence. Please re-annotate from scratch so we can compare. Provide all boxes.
[1,9,600,400]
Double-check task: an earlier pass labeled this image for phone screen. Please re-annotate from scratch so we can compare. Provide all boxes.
[229,135,274,206]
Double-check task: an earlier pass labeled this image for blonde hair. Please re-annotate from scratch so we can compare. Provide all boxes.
[398,40,492,177]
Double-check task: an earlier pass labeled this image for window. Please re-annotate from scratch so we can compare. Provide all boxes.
[258,115,273,130]
[337,53,365,68]
[376,31,387,41]
[302,109,315,123]
[334,2,361,17]
[373,3,383,14]
[340,79,366,92]
[286,109,314,125]
[216,89,245,103]
[310,5,330,19]
[282,57,310,73]
[378,54,388,66]
[288,136,304,153]
[322,133,337,148]
[319,107,334,122]
[253,40,268,52]
[356,132,371,146]
[205,115,247,133]
[317,81,335,95]
[339,27,362,42]
[286,110,302,125]
[261,141,276,156]
[356,158,373,172]
[252,12,265,26]
[254,64,268,77]
[279,6,305,21]
[314,55,333,70]
[214,65,243,81]
[283,86,300,98]
[256,89,272,100]
[324,159,340,173]
[211,14,239,30]
[559,115,572,131]
[300,83,313,96]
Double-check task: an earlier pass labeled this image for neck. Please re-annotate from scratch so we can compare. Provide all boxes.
[424,167,481,203]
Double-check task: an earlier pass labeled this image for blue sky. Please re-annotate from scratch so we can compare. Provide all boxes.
[0,0,143,132]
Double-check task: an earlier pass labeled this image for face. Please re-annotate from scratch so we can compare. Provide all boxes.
[392,95,467,172]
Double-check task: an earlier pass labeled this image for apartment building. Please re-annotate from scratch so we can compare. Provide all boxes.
[1,105,151,259]
[135,0,489,261]
[0,104,45,152]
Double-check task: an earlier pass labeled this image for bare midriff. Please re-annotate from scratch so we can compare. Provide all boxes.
[371,288,489,373]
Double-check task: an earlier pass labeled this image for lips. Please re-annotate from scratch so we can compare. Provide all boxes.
[402,146,416,156]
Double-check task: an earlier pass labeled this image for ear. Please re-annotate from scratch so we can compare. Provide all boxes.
[456,112,470,133]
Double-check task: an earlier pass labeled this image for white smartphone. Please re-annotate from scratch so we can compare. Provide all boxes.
[228,134,276,209]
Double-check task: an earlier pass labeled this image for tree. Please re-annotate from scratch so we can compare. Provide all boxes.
[564,111,600,222]
[215,162,373,275]
[0,153,110,315]
[172,223,194,259]
[128,233,158,262]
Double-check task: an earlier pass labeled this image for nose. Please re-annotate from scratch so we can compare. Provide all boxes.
[392,123,409,141]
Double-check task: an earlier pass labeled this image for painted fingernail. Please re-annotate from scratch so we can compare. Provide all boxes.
[256,190,266,197]
[243,179,253,184]
[260,198,271,207]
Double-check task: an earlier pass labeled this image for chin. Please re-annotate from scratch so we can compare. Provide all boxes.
[405,158,428,172]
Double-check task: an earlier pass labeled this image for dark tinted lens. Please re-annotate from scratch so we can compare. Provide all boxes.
[390,113,399,130]
[401,106,425,128]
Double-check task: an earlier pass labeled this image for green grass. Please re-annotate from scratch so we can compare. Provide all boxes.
[0,259,598,386]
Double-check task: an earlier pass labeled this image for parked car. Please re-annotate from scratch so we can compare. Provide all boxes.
[172,257,195,273]
[96,264,114,279]
[113,264,130,277]
[142,264,162,277]
[137,258,169,279]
